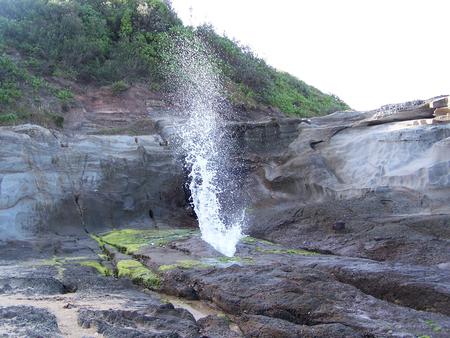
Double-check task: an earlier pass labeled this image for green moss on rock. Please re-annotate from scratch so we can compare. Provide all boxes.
[216,256,241,263]
[90,234,105,248]
[80,261,112,276]
[241,236,275,246]
[117,259,160,289]
[255,247,318,256]
[158,259,210,272]
[99,228,197,254]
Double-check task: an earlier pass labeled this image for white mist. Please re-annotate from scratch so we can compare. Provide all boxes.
[172,36,244,257]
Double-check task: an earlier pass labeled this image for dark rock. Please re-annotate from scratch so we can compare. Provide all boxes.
[78,307,200,338]
[160,264,450,337]
[197,315,242,338]
[238,314,364,338]
[332,220,345,231]
[0,276,66,295]
[0,306,61,337]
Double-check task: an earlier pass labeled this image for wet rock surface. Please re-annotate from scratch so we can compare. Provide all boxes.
[156,240,450,337]
[2,229,449,337]
[0,235,240,337]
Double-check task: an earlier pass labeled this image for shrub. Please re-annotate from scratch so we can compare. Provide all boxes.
[0,112,17,124]
[111,80,129,95]
[0,0,350,117]
[56,89,74,102]
[0,83,21,104]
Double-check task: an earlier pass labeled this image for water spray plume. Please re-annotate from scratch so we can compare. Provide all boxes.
[169,34,244,257]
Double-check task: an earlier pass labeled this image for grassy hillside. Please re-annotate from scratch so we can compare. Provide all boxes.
[0,0,349,126]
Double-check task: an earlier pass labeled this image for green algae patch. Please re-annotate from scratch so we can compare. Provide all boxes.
[98,253,109,261]
[199,256,255,267]
[425,319,442,333]
[99,228,197,254]
[241,236,275,246]
[117,259,160,289]
[241,257,255,264]
[217,256,242,263]
[80,261,112,276]
[255,246,318,256]
[158,259,210,272]
[90,234,105,248]
[158,257,255,272]
[216,256,254,264]
[32,256,89,267]
[241,236,257,244]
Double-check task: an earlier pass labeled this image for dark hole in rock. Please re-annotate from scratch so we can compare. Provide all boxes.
[62,283,77,294]
[149,209,154,220]
[332,221,346,231]
[182,158,197,220]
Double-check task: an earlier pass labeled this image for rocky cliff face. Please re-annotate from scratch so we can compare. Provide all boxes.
[244,96,450,265]
[0,124,191,238]
[1,95,449,337]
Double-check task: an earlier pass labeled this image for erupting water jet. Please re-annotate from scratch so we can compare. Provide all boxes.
[169,36,244,257]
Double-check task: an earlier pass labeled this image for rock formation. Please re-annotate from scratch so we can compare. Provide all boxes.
[244,96,450,266]
[0,95,449,337]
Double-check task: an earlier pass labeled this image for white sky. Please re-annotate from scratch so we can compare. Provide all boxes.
[171,0,449,110]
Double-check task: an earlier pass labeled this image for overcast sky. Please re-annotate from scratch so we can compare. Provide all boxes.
[171,0,449,110]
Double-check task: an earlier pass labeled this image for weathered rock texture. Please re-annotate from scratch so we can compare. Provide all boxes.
[244,96,450,266]
[0,124,191,238]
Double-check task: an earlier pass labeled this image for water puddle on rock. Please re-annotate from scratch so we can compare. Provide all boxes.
[153,292,242,334]
[157,293,218,320]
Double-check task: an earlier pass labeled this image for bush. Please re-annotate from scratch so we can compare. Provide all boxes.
[0,0,350,117]
[0,83,21,104]
[111,80,129,95]
[55,89,74,102]
[0,112,17,124]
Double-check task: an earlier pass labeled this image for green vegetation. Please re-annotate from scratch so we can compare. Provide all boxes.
[241,236,275,246]
[117,259,160,289]
[425,319,442,333]
[197,25,349,116]
[215,256,255,265]
[158,259,210,272]
[255,246,318,256]
[80,260,112,276]
[157,256,255,271]
[0,53,68,126]
[55,89,74,103]
[111,80,130,95]
[0,0,349,119]
[0,113,17,123]
[99,228,197,254]
[216,256,242,263]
